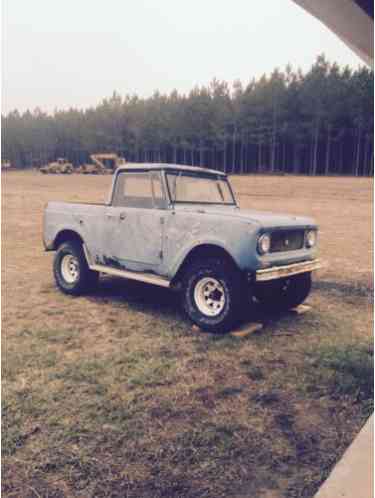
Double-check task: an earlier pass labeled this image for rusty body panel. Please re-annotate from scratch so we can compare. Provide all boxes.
[43,164,319,285]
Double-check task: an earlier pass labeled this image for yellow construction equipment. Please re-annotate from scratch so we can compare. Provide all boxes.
[40,158,74,174]
[76,153,126,174]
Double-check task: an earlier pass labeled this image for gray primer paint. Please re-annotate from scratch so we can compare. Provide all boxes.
[43,164,318,280]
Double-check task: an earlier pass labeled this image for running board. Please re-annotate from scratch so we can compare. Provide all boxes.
[89,263,171,288]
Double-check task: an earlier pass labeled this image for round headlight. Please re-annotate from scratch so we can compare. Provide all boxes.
[306,230,317,248]
[257,233,271,255]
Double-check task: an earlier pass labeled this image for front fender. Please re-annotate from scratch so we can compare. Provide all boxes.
[168,238,236,278]
[163,212,261,279]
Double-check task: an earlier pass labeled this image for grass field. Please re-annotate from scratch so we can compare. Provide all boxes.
[2,170,373,498]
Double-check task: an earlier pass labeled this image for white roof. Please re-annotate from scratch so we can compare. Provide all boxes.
[116,163,227,176]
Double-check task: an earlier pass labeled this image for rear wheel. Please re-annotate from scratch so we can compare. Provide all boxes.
[53,240,98,295]
[181,258,246,333]
[254,272,312,312]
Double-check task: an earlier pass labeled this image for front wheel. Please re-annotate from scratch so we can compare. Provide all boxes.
[254,272,312,312]
[181,258,245,333]
[53,240,99,295]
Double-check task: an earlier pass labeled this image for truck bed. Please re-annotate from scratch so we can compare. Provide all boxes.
[43,201,107,251]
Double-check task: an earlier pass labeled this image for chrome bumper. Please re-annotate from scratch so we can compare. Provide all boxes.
[256,259,321,282]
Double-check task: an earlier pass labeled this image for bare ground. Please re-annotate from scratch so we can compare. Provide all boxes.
[2,171,373,498]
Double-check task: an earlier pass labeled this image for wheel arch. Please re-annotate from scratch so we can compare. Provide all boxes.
[53,229,85,250]
[171,243,240,286]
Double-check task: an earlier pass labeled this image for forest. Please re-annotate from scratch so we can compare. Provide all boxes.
[2,55,374,176]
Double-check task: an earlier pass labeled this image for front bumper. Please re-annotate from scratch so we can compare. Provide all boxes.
[256,259,321,282]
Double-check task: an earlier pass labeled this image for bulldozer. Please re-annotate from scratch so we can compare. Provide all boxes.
[40,158,74,174]
[76,153,126,174]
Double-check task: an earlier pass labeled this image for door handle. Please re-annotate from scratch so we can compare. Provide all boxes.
[119,212,127,221]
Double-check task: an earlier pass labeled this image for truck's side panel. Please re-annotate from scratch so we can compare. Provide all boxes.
[97,206,166,272]
[44,202,107,262]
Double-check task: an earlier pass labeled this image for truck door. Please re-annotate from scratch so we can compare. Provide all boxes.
[103,170,166,271]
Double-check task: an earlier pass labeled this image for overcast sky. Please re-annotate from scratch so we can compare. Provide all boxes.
[2,0,364,114]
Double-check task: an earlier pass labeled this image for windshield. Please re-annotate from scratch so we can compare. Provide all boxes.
[166,172,236,205]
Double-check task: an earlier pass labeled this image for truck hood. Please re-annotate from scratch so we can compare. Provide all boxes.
[173,204,316,229]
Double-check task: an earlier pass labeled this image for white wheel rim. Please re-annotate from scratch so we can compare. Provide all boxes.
[194,277,226,317]
[61,254,79,283]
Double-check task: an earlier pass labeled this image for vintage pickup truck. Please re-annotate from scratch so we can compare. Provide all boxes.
[43,164,320,332]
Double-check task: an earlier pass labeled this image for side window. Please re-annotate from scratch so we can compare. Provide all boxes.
[112,171,165,208]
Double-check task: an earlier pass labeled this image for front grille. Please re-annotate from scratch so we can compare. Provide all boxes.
[270,230,304,253]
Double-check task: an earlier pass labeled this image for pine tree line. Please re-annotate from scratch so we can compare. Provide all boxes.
[2,55,374,176]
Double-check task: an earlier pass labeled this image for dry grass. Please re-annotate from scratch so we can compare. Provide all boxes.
[2,171,373,498]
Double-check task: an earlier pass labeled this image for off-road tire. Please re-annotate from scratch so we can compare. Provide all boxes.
[254,272,312,312]
[181,258,245,333]
[53,240,99,295]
